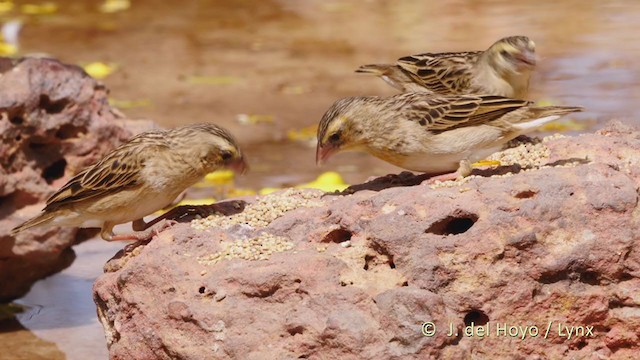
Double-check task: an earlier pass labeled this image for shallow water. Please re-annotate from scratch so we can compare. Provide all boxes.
[2,0,640,358]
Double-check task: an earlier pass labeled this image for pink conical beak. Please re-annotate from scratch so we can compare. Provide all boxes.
[316,144,337,165]
[229,156,248,175]
[515,50,537,68]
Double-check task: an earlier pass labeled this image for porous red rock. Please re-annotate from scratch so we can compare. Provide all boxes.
[94,122,640,359]
[0,57,135,301]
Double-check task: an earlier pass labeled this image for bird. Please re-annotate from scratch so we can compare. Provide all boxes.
[356,35,537,99]
[11,123,247,241]
[316,93,582,182]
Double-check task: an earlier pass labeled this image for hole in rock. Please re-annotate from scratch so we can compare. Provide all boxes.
[538,270,567,284]
[363,255,374,270]
[463,310,489,327]
[39,94,70,114]
[322,228,352,243]
[43,158,67,184]
[426,212,478,236]
[514,190,537,199]
[363,253,395,270]
[29,141,47,149]
[401,281,409,287]
[9,115,23,125]
[198,286,206,294]
[575,340,587,350]
[56,124,86,139]
[287,326,305,336]
[579,271,600,285]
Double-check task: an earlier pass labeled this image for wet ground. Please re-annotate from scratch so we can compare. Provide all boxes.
[2,0,640,358]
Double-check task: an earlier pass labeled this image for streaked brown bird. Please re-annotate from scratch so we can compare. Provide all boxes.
[11,123,247,241]
[356,36,537,99]
[316,93,582,181]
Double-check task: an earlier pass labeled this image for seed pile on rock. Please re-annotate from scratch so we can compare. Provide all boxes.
[197,232,294,265]
[430,134,585,189]
[191,189,323,230]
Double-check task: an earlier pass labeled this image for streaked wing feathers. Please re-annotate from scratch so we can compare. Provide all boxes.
[44,132,169,210]
[397,51,481,94]
[405,94,530,133]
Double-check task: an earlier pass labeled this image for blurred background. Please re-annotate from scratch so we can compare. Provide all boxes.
[1,0,639,359]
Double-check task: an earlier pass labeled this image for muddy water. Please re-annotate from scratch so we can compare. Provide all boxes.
[2,0,640,358]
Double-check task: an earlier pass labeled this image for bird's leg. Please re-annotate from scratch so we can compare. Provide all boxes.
[427,160,473,184]
[459,159,473,177]
[109,219,177,242]
[100,222,117,241]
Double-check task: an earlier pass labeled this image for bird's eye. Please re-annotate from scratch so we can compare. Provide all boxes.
[221,151,233,161]
[500,50,509,57]
[328,133,341,143]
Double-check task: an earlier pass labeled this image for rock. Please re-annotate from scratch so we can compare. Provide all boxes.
[94,122,640,359]
[0,57,147,301]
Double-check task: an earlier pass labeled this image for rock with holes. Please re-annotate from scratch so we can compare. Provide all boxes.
[0,57,151,301]
[95,122,640,359]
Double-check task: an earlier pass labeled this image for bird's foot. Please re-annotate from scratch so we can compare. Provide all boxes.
[109,219,177,241]
[425,171,463,184]
[425,160,472,185]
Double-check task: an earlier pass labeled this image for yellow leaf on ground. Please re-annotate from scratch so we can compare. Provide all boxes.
[21,2,57,15]
[194,170,235,187]
[296,171,349,192]
[0,41,16,55]
[287,124,318,145]
[472,160,502,168]
[99,0,129,13]
[539,119,587,132]
[0,1,15,14]
[83,62,116,79]
[261,172,349,195]
[259,187,280,195]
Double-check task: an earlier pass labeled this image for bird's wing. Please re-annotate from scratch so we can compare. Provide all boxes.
[44,131,170,211]
[396,51,481,94]
[403,94,530,133]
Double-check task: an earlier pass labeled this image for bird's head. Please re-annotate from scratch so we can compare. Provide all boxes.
[487,36,536,73]
[179,123,248,174]
[316,97,368,165]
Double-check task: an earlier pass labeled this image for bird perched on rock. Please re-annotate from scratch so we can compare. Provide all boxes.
[356,35,537,99]
[316,93,582,181]
[11,123,247,241]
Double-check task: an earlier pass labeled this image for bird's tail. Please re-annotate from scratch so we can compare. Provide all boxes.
[10,212,56,236]
[513,106,583,131]
[355,64,395,76]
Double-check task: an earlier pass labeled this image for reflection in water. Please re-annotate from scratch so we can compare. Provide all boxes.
[3,0,640,358]
[3,239,125,360]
